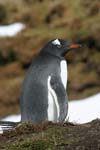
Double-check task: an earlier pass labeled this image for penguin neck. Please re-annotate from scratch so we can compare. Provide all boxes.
[40,51,65,61]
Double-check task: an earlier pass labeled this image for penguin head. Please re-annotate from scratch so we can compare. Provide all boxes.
[42,39,81,57]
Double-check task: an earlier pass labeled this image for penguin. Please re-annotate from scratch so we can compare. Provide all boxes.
[0,39,81,133]
[20,39,81,123]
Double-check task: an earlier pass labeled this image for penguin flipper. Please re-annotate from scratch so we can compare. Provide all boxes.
[50,75,68,122]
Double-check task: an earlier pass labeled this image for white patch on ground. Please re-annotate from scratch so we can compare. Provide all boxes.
[1,115,21,122]
[47,76,60,121]
[60,60,67,89]
[67,93,100,124]
[52,39,61,45]
[0,23,25,37]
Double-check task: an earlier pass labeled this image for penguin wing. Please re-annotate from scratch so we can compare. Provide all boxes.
[50,75,68,122]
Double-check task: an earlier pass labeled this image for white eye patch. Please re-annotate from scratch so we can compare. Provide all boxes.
[52,39,61,46]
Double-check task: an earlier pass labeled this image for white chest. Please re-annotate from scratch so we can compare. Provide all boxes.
[47,76,60,122]
[47,61,67,122]
[60,60,67,89]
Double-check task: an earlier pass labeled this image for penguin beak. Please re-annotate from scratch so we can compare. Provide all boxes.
[62,43,82,56]
[69,44,82,49]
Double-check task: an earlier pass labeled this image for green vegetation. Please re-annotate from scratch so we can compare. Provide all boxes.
[0,120,100,149]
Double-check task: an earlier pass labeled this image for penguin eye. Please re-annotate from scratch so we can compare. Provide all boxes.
[57,44,62,48]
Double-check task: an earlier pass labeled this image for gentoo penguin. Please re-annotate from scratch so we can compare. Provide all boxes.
[0,39,81,133]
[20,39,81,123]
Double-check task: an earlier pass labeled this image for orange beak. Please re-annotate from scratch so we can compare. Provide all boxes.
[69,44,82,49]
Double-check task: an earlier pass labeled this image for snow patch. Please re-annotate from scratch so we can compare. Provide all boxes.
[1,114,21,122]
[0,23,25,37]
[67,93,100,124]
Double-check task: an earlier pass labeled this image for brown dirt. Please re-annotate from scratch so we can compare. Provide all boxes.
[0,119,100,149]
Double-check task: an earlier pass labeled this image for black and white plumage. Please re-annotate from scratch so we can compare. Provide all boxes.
[0,39,81,133]
[20,39,81,123]
[0,39,80,133]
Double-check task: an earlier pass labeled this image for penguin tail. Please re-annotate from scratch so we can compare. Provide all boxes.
[0,121,19,134]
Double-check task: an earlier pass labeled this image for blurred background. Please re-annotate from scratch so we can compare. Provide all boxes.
[0,0,100,121]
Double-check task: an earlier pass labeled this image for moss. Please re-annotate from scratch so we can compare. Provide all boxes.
[1,120,100,149]
[7,139,52,150]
